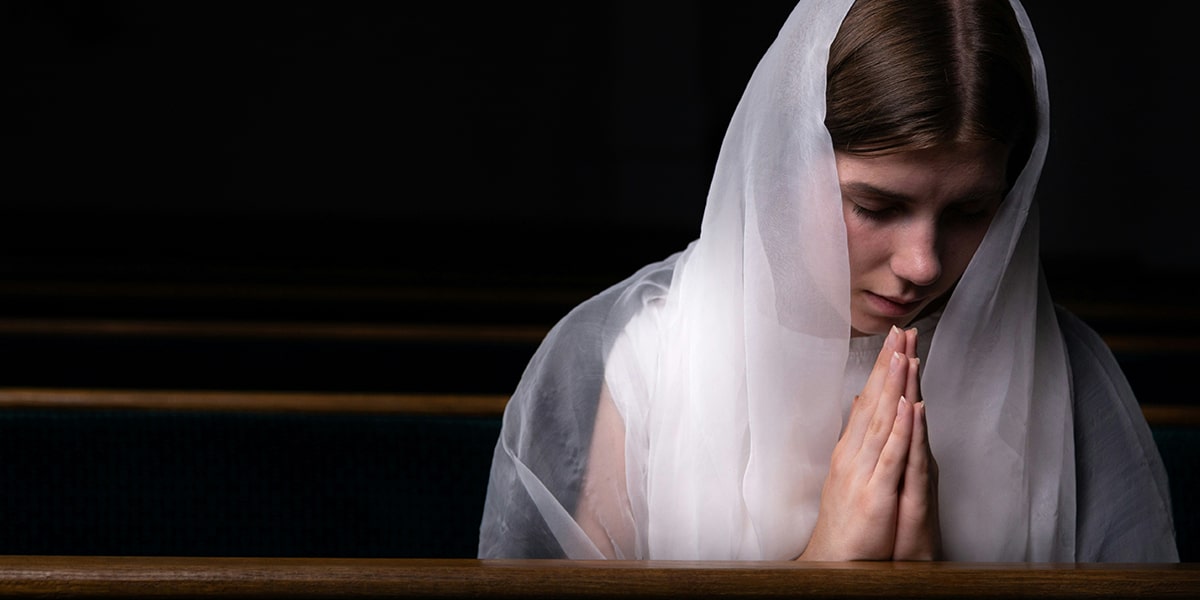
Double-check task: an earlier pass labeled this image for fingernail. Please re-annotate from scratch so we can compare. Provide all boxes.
[897,395,908,419]
[891,351,903,372]
[888,326,901,348]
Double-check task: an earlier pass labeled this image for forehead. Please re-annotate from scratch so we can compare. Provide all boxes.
[834,142,1009,202]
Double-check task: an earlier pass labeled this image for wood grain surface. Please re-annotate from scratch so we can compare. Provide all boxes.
[0,556,1195,599]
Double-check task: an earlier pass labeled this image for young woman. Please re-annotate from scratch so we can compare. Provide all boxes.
[478,0,1178,562]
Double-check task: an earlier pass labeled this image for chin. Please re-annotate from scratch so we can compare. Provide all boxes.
[849,319,896,338]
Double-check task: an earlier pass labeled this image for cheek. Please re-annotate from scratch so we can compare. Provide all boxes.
[844,221,890,276]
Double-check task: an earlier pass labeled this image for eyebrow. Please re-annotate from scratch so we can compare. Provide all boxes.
[840,181,1004,204]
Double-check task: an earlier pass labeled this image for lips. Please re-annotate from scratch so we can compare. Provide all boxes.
[865,291,926,317]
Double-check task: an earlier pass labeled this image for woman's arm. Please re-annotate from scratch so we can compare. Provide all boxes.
[575,383,637,559]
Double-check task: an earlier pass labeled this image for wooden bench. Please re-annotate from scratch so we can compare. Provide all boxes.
[0,388,1196,562]
[0,390,504,558]
[0,556,1196,598]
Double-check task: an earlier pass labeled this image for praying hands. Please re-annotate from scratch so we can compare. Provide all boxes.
[798,326,941,561]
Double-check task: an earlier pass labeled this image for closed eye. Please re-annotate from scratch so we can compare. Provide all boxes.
[851,203,896,222]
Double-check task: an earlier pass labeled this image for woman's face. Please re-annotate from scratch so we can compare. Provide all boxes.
[836,141,1010,337]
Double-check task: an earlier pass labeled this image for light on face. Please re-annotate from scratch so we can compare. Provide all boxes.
[835,142,1008,336]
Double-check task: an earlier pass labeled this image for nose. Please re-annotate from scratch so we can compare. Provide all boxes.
[890,221,942,287]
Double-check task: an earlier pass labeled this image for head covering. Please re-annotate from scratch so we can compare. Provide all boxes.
[479,0,1076,561]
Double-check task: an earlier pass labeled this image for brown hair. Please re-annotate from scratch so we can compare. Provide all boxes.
[825,0,1037,183]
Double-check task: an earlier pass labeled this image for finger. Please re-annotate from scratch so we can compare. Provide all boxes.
[856,350,908,467]
[840,390,874,453]
[903,327,921,405]
[917,401,938,485]
[861,326,904,403]
[905,356,920,406]
[895,401,941,560]
[869,393,913,493]
[838,395,859,438]
[903,400,930,493]
[836,393,873,466]
[842,327,903,449]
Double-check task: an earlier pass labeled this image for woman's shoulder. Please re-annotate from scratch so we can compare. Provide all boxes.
[513,252,683,399]
[1053,304,1179,561]
[1053,303,1145,440]
[522,251,682,377]
[551,251,680,332]
[1054,305,1113,366]
[1054,305,1139,408]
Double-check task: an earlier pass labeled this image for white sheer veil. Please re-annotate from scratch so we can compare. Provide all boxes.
[479,0,1076,561]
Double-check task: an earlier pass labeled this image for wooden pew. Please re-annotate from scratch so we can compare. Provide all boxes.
[0,388,1196,562]
[0,388,510,416]
[0,390,506,558]
[0,557,1196,598]
[0,386,1193,422]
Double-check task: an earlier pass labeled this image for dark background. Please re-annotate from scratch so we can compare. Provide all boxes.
[1,1,1197,561]
[5,2,1197,277]
[2,1,1197,395]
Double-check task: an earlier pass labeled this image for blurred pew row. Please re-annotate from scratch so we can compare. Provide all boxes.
[0,386,1195,561]
[1,264,1195,401]
[0,242,1196,562]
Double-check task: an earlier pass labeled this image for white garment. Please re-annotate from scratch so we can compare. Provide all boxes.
[477,0,1177,561]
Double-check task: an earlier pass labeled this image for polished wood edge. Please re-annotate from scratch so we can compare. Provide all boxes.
[1103,335,1200,353]
[4,317,1197,353]
[1066,301,1200,322]
[5,389,1200,427]
[1141,404,1200,428]
[0,557,1195,599]
[0,388,509,416]
[0,280,591,306]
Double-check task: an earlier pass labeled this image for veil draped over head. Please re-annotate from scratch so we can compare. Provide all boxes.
[478,0,1159,561]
